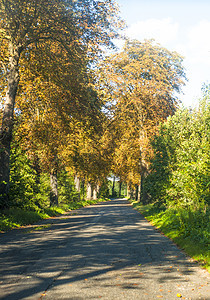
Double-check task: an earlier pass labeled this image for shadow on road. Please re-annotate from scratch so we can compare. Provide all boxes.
[0,199,208,300]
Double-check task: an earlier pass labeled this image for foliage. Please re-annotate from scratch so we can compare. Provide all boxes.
[144,91,210,210]
[57,170,79,204]
[134,86,210,271]
[98,179,110,198]
[0,0,124,206]
[9,137,37,210]
[98,39,186,188]
[0,3,208,277]
[0,197,109,231]
[0,208,43,231]
[132,201,210,271]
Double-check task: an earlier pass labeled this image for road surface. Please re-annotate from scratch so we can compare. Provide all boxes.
[0,199,209,299]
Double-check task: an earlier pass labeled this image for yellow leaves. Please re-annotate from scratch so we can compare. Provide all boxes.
[97,38,186,185]
[41,293,46,297]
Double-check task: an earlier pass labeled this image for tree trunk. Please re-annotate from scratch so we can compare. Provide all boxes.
[137,183,141,202]
[112,176,115,197]
[50,170,58,206]
[135,185,138,201]
[74,175,80,200]
[130,187,134,200]
[97,184,100,197]
[86,182,92,200]
[93,183,100,200]
[119,181,122,197]
[0,43,21,208]
[141,172,148,204]
[93,187,97,200]
[127,183,131,198]
[32,155,42,208]
[81,178,85,200]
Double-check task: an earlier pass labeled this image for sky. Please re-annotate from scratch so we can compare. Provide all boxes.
[115,0,210,108]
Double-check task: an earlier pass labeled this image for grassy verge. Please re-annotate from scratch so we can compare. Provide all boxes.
[131,201,210,273]
[0,198,109,232]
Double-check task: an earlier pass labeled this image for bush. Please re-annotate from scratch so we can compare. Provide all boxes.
[9,141,37,210]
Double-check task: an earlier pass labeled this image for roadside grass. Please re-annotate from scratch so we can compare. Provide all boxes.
[0,198,109,232]
[131,201,210,273]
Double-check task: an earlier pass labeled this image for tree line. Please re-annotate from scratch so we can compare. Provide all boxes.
[143,86,209,211]
[1,0,208,214]
[0,0,124,208]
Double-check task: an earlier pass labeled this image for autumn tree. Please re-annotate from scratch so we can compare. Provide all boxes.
[99,39,186,200]
[60,108,114,201]
[15,34,115,206]
[14,48,106,206]
[0,0,124,207]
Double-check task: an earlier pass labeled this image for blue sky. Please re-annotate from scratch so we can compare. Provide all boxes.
[115,0,210,107]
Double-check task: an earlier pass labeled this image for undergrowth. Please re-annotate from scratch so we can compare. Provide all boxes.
[131,201,210,272]
[0,198,109,232]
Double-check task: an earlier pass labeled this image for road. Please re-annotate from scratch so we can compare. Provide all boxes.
[0,199,209,299]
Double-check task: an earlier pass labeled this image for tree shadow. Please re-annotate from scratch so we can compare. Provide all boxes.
[0,199,208,300]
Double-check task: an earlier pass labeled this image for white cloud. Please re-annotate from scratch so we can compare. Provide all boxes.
[124,18,210,107]
[187,20,210,64]
[179,20,210,106]
[126,17,179,46]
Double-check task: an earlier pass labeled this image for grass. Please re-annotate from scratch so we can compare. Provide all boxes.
[131,201,210,273]
[0,197,109,232]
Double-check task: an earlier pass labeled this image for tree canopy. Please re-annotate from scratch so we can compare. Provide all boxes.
[0,0,124,206]
[1,1,208,218]
[98,39,186,198]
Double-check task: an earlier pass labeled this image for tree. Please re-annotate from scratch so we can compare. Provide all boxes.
[0,0,124,206]
[61,114,113,200]
[14,66,107,206]
[144,86,209,209]
[99,39,186,200]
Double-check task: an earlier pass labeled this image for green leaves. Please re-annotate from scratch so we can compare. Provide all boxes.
[144,89,210,210]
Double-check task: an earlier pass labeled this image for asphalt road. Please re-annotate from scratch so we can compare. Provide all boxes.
[0,199,209,300]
